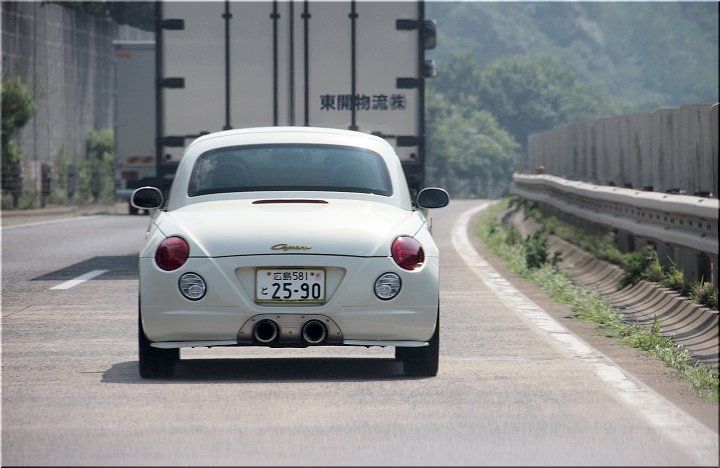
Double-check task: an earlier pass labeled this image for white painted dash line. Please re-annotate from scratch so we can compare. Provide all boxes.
[50,270,109,290]
[452,202,718,465]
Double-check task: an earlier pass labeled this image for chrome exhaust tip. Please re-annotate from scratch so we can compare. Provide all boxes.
[301,320,327,345]
[253,319,279,344]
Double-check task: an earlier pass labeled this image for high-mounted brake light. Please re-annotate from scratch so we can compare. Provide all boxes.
[391,236,425,271]
[155,236,189,271]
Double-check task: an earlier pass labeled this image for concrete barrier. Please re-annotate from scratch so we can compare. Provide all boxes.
[528,103,719,198]
[710,104,719,197]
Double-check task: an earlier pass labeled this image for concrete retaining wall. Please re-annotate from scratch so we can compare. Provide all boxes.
[528,103,720,198]
[1,2,151,195]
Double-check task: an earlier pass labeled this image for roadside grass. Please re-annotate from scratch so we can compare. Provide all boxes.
[477,199,719,402]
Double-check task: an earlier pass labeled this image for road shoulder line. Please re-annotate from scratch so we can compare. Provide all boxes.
[451,202,718,465]
[2,215,100,230]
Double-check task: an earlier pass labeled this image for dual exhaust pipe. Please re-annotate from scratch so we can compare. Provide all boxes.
[252,319,327,345]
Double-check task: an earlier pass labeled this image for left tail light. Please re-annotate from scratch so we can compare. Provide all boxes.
[155,236,189,271]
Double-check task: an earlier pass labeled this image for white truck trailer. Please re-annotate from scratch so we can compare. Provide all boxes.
[113,40,160,214]
[116,1,436,212]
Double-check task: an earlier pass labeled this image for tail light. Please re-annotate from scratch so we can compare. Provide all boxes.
[391,236,425,271]
[155,236,189,271]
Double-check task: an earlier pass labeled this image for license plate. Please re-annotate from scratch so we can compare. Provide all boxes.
[255,269,326,304]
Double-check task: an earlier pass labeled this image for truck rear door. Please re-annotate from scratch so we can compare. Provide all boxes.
[157,1,432,189]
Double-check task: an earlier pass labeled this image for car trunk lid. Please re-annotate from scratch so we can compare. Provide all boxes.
[157,198,422,258]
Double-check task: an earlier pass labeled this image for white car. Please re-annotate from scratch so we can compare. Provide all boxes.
[132,127,449,378]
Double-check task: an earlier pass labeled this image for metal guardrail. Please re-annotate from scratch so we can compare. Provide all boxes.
[511,173,719,256]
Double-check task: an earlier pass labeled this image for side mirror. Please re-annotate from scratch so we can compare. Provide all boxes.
[416,187,449,209]
[131,186,164,210]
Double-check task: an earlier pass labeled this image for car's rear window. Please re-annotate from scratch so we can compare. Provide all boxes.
[187,144,392,197]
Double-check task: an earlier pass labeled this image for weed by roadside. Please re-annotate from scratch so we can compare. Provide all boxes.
[660,263,686,292]
[621,246,664,286]
[689,282,719,310]
[506,195,718,311]
[509,195,627,266]
[478,199,719,402]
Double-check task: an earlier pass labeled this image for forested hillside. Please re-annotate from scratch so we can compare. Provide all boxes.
[426,2,719,197]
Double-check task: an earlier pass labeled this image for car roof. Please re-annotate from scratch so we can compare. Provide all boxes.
[165,127,412,211]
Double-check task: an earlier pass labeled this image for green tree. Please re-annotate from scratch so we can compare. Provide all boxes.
[430,50,482,105]
[1,76,35,207]
[428,2,718,107]
[1,76,35,147]
[78,129,115,203]
[474,55,617,148]
[432,54,619,150]
[86,128,113,159]
[426,90,519,198]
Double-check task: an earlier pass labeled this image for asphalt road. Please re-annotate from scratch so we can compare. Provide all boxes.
[2,201,717,465]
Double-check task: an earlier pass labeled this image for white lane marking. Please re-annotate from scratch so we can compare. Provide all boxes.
[50,270,109,290]
[2,215,99,230]
[452,202,718,465]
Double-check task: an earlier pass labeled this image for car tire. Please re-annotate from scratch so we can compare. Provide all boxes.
[138,313,178,378]
[397,309,439,377]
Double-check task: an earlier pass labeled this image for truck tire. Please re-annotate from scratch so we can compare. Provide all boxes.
[138,313,178,378]
[397,309,439,377]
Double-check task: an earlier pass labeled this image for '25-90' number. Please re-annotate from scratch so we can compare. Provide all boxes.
[271,282,321,300]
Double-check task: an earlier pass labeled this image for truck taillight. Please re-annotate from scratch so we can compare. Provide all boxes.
[391,236,424,271]
[121,170,139,180]
[422,20,437,50]
[155,237,189,271]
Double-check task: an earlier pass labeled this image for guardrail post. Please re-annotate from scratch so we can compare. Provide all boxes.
[673,246,699,284]
[616,229,635,254]
[657,241,673,268]
[696,253,717,288]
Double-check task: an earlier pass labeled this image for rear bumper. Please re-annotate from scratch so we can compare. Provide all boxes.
[140,254,439,344]
[151,339,429,349]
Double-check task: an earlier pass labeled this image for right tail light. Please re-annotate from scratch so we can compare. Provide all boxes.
[391,236,425,271]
